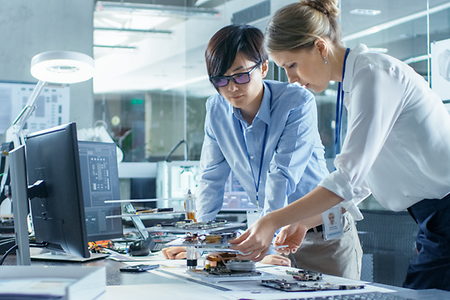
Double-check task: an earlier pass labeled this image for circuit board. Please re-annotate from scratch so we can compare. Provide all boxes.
[286,269,322,281]
[261,279,365,292]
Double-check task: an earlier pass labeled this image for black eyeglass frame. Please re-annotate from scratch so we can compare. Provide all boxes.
[209,64,259,88]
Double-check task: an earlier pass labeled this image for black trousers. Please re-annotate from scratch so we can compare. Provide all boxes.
[404,193,450,291]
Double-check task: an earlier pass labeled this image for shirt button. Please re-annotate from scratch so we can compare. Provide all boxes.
[250,156,254,159]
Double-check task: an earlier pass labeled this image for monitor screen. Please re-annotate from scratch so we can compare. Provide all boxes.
[25,122,90,258]
[78,141,123,242]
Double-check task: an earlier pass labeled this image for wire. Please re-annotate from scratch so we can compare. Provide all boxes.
[0,244,17,265]
[0,241,48,265]
[0,238,15,246]
[164,139,188,162]
[289,251,298,269]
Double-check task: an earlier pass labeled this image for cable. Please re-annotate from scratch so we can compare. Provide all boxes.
[0,241,48,265]
[0,237,15,246]
[0,243,17,265]
[164,139,188,162]
[289,251,298,269]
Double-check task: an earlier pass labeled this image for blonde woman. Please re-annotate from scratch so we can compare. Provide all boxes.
[230,0,450,291]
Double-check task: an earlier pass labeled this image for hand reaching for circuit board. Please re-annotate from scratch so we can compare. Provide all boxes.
[162,246,292,267]
[274,222,309,255]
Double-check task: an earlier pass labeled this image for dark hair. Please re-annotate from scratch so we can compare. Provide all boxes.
[265,0,341,53]
[205,24,268,78]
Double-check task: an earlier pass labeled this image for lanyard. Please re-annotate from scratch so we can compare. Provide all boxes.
[334,48,350,157]
[240,121,268,209]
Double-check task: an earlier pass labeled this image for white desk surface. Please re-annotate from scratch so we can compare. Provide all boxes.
[104,252,395,300]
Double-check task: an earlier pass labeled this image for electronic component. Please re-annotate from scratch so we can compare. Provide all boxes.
[169,231,240,247]
[199,252,261,277]
[173,220,228,230]
[261,279,365,292]
[286,269,322,281]
[137,208,174,213]
[119,264,159,273]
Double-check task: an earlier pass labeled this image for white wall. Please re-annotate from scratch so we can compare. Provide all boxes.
[0,0,95,136]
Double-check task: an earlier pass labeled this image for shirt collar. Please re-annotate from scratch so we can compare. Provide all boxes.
[343,44,369,92]
[232,81,271,125]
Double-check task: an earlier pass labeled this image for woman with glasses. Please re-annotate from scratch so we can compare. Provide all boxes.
[229,0,450,291]
[184,23,362,279]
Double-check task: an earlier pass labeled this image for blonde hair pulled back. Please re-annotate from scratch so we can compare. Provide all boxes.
[265,0,341,53]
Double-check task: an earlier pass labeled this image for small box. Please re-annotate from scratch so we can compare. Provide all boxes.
[0,266,106,300]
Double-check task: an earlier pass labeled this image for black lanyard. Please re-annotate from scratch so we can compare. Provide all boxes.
[240,121,268,208]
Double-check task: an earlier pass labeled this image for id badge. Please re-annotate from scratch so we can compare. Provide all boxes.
[322,205,344,241]
[246,207,263,229]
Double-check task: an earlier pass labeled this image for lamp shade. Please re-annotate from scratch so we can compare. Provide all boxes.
[30,51,95,84]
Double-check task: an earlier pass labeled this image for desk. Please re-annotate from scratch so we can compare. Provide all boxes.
[3,253,450,300]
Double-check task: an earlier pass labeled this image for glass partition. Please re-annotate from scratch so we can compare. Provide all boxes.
[92,0,450,208]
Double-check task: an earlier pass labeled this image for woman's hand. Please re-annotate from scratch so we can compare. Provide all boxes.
[261,254,291,267]
[162,246,187,259]
[229,214,280,262]
[274,222,308,255]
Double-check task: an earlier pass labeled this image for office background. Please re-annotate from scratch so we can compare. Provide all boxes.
[0,0,449,287]
[3,0,449,208]
[1,0,449,162]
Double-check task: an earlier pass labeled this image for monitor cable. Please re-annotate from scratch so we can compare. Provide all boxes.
[0,240,48,265]
[165,139,188,162]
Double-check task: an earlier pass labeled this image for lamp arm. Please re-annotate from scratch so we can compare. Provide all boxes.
[12,80,47,146]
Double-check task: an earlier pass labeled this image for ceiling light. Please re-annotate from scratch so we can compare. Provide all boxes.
[94,27,172,35]
[94,45,137,51]
[96,1,220,18]
[350,9,381,16]
[343,2,450,42]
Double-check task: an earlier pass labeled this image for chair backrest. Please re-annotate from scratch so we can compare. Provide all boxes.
[357,209,418,287]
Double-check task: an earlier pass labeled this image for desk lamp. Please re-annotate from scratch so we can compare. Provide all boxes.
[11,51,95,147]
[8,51,94,265]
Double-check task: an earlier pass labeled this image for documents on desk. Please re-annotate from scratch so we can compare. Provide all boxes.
[0,266,106,300]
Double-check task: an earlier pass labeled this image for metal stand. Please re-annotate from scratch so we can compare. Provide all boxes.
[10,146,31,265]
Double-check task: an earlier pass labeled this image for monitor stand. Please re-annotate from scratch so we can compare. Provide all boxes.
[30,248,109,262]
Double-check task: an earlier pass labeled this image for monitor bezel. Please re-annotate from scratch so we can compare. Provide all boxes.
[25,122,90,258]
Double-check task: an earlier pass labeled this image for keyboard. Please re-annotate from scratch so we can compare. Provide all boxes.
[151,242,165,252]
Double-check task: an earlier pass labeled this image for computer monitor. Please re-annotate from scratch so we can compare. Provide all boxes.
[78,141,123,242]
[25,122,90,259]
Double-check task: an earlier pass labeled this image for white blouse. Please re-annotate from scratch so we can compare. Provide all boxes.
[320,44,450,218]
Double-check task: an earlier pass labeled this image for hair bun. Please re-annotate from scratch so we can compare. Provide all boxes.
[305,0,339,19]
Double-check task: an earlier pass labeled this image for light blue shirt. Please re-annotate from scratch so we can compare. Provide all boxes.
[196,80,329,222]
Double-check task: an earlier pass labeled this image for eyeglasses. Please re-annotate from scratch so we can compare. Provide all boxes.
[209,64,259,88]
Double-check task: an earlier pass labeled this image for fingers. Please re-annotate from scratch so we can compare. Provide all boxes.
[162,248,170,259]
[274,256,291,267]
[162,247,186,259]
[261,254,291,266]
[236,250,267,262]
[233,243,268,262]
[230,232,267,260]
[274,230,287,246]
[275,247,291,256]
[228,230,249,245]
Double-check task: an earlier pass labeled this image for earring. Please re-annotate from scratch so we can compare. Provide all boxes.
[324,57,328,64]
